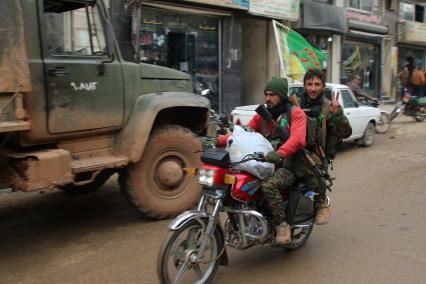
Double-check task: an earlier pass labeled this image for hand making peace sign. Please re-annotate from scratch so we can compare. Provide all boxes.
[329,91,341,115]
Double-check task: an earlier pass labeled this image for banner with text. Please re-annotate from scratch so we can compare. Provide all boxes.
[272,20,327,81]
[182,0,248,10]
[250,0,299,21]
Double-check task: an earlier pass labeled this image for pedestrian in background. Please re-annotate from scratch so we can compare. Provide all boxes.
[410,66,425,97]
[347,74,377,102]
[398,65,410,99]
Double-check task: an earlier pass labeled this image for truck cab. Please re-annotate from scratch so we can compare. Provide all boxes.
[0,0,212,218]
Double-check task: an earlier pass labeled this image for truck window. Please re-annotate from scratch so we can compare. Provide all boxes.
[43,1,106,56]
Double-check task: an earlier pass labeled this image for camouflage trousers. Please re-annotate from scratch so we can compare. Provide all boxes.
[261,168,295,225]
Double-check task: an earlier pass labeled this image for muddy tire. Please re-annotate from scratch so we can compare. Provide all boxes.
[360,122,375,147]
[59,170,113,194]
[158,220,222,284]
[119,125,202,219]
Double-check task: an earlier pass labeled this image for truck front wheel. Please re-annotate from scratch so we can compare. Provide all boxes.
[119,125,202,219]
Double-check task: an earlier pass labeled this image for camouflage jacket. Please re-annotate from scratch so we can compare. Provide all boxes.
[298,92,352,159]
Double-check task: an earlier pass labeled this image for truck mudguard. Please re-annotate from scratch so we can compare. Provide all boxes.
[115,91,210,162]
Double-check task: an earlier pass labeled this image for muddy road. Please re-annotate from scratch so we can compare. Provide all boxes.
[1,113,425,284]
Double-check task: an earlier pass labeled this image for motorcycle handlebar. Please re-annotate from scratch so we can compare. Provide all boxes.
[229,152,266,166]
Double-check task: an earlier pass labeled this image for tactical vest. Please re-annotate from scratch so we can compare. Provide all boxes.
[260,100,329,156]
[304,97,327,151]
[260,103,294,151]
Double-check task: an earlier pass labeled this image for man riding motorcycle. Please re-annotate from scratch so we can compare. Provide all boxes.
[218,77,307,244]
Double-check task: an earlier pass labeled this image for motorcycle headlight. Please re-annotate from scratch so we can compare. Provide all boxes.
[197,169,216,186]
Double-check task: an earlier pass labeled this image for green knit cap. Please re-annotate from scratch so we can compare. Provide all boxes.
[264,77,289,101]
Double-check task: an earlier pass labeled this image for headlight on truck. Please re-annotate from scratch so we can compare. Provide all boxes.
[197,169,216,186]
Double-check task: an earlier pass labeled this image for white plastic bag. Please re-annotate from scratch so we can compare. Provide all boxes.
[227,125,275,179]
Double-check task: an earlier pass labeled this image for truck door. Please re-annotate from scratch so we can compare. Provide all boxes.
[40,0,123,133]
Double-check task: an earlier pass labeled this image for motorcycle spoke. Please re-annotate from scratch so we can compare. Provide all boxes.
[174,263,190,284]
[192,264,204,280]
[187,228,200,249]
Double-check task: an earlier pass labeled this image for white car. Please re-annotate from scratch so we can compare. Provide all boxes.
[230,83,381,146]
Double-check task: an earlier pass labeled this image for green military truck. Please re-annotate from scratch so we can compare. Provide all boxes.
[0,0,213,219]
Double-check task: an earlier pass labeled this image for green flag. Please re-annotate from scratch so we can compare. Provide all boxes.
[272,20,327,81]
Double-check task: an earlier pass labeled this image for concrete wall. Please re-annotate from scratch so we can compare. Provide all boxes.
[241,18,280,106]
[221,16,242,114]
[330,34,342,83]
[383,4,399,99]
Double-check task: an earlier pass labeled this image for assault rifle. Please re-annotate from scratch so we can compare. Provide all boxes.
[255,104,333,191]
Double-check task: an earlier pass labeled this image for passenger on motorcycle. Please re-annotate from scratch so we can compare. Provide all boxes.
[293,69,352,225]
[218,77,307,245]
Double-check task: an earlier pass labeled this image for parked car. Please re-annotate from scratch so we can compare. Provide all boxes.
[230,83,381,146]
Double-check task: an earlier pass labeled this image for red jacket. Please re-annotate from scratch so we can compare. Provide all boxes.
[218,106,306,158]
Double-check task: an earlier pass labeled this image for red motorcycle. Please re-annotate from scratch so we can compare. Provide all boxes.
[157,146,323,284]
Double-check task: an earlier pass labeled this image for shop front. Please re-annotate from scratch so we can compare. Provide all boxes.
[341,37,381,98]
[110,0,247,113]
[397,21,426,77]
[341,8,388,99]
[138,7,221,110]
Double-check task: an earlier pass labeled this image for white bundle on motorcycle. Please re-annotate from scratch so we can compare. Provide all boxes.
[227,125,275,179]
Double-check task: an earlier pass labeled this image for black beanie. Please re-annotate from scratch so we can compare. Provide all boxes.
[264,77,289,101]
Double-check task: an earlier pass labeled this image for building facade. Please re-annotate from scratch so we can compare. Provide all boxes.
[110,0,301,113]
[397,1,426,97]
[109,0,426,113]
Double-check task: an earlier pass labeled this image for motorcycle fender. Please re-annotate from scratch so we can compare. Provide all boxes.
[169,210,229,266]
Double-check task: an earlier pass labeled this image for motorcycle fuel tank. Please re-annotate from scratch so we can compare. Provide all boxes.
[231,172,262,202]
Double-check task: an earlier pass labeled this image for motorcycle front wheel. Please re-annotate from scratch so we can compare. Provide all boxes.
[375,111,391,134]
[158,220,223,284]
[389,102,403,121]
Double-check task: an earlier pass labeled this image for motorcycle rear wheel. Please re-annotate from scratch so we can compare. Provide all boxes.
[375,111,391,134]
[284,222,314,251]
[158,220,223,284]
[415,110,425,122]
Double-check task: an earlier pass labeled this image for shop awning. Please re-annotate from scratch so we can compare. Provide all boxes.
[141,1,232,17]
[298,2,347,34]
[348,19,388,35]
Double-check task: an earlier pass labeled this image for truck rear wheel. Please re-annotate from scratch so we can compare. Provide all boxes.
[119,125,202,219]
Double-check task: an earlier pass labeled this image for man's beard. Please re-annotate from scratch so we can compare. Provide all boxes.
[267,103,287,120]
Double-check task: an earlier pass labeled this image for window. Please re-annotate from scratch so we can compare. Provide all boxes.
[386,0,397,11]
[44,1,107,56]
[340,89,358,108]
[349,0,374,12]
[341,40,379,98]
[415,5,424,22]
[139,8,220,110]
[400,2,415,21]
